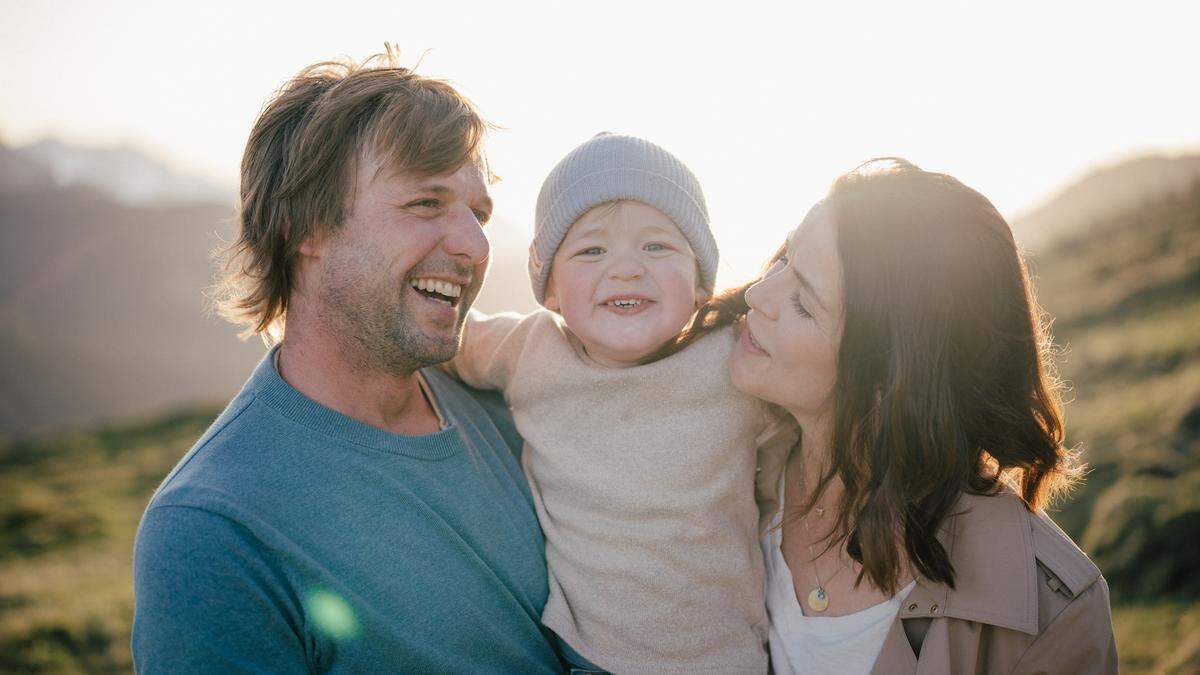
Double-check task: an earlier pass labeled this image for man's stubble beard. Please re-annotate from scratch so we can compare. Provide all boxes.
[317,243,468,377]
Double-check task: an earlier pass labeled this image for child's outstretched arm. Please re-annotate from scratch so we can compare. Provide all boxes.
[441,309,528,393]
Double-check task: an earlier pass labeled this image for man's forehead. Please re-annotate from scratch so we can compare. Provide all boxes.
[376,160,490,199]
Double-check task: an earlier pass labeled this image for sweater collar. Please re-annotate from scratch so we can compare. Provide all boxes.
[250,345,464,460]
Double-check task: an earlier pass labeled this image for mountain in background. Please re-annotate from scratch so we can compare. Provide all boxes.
[9,138,234,207]
[0,138,534,438]
[1012,153,1200,250]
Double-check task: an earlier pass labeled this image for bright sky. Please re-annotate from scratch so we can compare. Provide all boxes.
[3,0,1198,285]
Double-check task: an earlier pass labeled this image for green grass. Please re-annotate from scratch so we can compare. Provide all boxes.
[0,408,215,673]
[1112,602,1200,674]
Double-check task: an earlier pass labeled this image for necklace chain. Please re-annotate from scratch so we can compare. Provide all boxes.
[793,459,848,613]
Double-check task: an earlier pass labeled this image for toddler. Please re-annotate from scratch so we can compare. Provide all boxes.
[448,133,792,674]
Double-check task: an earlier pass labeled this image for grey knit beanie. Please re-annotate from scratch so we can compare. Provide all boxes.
[529,133,718,305]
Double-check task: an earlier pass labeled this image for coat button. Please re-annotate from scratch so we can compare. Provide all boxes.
[930,604,939,613]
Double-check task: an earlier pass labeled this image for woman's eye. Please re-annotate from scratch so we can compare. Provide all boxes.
[577,247,605,256]
[791,292,812,318]
[644,242,671,252]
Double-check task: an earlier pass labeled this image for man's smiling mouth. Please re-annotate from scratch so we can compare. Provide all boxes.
[409,277,464,307]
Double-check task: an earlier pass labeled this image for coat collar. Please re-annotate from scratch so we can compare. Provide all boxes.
[900,489,1040,635]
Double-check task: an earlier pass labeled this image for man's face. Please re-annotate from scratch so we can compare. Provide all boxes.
[307,156,492,374]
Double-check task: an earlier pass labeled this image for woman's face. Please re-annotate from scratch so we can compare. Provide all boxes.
[730,205,844,423]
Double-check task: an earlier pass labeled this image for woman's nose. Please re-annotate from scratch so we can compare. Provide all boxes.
[744,277,776,319]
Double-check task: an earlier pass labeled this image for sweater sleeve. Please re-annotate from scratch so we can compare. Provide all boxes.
[443,310,529,392]
[132,505,311,674]
[753,405,799,525]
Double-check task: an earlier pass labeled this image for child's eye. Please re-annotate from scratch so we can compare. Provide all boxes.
[791,292,812,318]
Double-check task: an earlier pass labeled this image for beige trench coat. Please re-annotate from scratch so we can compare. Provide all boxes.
[756,450,1118,675]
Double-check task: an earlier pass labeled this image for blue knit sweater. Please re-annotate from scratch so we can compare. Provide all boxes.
[132,348,560,673]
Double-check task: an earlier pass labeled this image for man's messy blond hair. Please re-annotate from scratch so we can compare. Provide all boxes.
[213,46,492,341]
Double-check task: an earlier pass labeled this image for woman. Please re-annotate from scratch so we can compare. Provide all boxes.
[718,159,1116,673]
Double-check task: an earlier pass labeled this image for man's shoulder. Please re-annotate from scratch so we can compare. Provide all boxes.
[422,367,523,459]
[147,383,311,518]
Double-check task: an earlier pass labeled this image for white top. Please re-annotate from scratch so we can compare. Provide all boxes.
[761,474,915,675]
[448,310,796,674]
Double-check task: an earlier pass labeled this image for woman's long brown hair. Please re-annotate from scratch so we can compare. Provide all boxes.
[658,159,1080,594]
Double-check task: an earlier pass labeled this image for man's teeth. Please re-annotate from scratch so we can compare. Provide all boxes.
[410,278,463,301]
[609,299,644,308]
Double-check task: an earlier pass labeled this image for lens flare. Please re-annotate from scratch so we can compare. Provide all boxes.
[304,589,360,640]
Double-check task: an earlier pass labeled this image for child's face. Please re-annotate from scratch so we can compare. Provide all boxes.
[545,200,702,367]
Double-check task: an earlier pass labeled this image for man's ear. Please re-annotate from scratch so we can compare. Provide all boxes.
[298,232,325,258]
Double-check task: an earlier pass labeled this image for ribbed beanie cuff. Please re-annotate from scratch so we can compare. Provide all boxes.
[529,133,717,305]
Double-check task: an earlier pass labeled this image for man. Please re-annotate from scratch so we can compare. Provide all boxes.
[132,51,561,673]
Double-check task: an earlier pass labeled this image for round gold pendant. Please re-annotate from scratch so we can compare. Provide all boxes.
[807,586,829,613]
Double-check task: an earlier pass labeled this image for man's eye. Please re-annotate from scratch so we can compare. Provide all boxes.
[473,210,490,224]
[409,198,440,209]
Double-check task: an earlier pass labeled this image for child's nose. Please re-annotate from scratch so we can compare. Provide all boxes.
[607,251,645,280]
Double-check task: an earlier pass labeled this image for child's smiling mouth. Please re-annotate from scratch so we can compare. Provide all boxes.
[600,295,655,314]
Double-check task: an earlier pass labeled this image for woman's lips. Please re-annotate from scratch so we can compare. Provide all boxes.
[740,324,769,356]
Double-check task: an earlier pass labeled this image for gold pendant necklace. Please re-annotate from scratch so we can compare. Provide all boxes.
[795,466,846,614]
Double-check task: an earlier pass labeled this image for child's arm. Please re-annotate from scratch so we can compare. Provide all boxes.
[754,405,799,531]
[442,309,528,392]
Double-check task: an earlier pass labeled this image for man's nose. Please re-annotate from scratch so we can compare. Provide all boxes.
[442,207,490,267]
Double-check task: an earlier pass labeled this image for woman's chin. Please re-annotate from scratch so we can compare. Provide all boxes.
[728,354,757,397]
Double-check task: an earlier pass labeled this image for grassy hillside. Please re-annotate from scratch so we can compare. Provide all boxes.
[0,408,217,673]
[1033,181,1200,603]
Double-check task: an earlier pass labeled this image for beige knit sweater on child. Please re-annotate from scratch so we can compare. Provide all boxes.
[449,309,795,674]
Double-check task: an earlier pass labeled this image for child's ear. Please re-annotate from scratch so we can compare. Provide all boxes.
[544,281,560,312]
[694,282,710,309]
